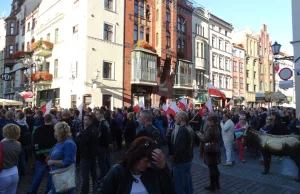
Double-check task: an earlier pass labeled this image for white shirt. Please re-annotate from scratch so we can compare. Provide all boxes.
[130,173,148,194]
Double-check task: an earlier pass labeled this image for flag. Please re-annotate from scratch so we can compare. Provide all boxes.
[161,103,168,115]
[225,99,234,108]
[19,91,34,100]
[151,105,159,110]
[133,101,144,113]
[177,98,187,110]
[189,100,195,110]
[166,102,180,117]
[199,98,213,117]
[207,83,226,100]
[40,100,52,115]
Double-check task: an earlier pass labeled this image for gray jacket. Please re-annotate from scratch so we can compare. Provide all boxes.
[2,139,22,169]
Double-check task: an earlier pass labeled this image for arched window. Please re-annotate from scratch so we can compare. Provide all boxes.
[134,0,139,14]
[166,31,170,48]
[146,5,150,19]
[177,16,185,32]
[166,8,171,23]
[140,0,144,16]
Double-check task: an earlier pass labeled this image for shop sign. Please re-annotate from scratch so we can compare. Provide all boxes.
[132,85,152,93]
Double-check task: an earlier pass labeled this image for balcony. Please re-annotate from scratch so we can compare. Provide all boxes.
[132,15,151,27]
[195,57,206,70]
[131,48,157,86]
[173,60,193,89]
[31,72,53,84]
[31,40,54,57]
[5,87,26,94]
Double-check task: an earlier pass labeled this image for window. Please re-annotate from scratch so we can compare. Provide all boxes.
[55,28,59,43]
[104,23,113,42]
[219,57,223,69]
[181,40,185,52]
[260,81,263,90]
[247,84,250,91]
[212,74,216,86]
[146,5,150,20]
[239,63,243,73]
[103,61,113,79]
[246,70,249,77]
[177,16,185,33]
[177,39,181,51]
[219,76,222,88]
[196,42,199,57]
[26,42,30,51]
[233,61,237,72]
[260,64,264,74]
[225,31,227,36]
[32,18,36,29]
[233,77,238,89]
[166,8,170,23]
[146,28,150,42]
[225,60,230,70]
[16,21,19,34]
[9,45,14,56]
[166,31,170,48]
[134,24,138,43]
[27,22,30,32]
[202,26,204,36]
[239,78,244,89]
[201,43,204,58]
[212,37,215,47]
[134,0,139,15]
[21,43,24,51]
[71,95,77,108]
[22,24,25,35]
[47,33,50,41]
[140,0,144,16]
[140,26,144,40]
[246,58,249,64]
[219,39,222,50]
[105,0,114,11]
[225,42,228,52]
[226,77,230,89]
[102,94,112,110]
[196,70,204,86]
[254,85,257,92]
[54,59,58,78]
[73,25,78,40]
[212,55,216,67]
[10,23,14,35]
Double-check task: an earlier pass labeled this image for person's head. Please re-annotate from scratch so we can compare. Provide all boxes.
[117,108,122,114]
[274,114,282,123]
[119,137,157,172]
[62,109,70,119]
[168,114,174,121]
[95,109,105,120]
[239,115,246,125]
[54,122,72,142]
[139,110,152,126]
[207,115,218,126]
[127,112,134,120]
[16,112,25,121]
[153,109,160,116]
[175,111,188,126]
[250,111,256,117]
[223,113,230,121]
[266,116,273,124]
[44,114,53,125]
[5,111,15,120]
[84,115,93,127]
[36,110,44,118]
[24,108,31,115]
[2,124,20,140]
[73,109,80,118]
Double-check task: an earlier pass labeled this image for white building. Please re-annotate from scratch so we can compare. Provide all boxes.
[4,0,124,108]
[274,54,295,104]
[192,7,209,103]
[292,0,300,114]
[208,13,233,104]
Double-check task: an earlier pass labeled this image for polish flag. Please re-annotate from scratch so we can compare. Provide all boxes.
[177,98,187,111]
[19,91,34,100]
[166,102,180,117]
[133,101,144,113]
[189,100,195,110]
[161,103,169,115]
[199,98,213,117]
[40,100,52,115]
[207,83,226,100]
[225,99,234,108]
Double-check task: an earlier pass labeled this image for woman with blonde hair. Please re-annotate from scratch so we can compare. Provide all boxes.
[0,124,22,194]
[47,122,77,194]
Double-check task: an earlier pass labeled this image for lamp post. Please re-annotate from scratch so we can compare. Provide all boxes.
[271,41,300,113]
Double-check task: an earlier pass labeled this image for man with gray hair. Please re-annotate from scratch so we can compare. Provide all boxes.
[172,111,193,194]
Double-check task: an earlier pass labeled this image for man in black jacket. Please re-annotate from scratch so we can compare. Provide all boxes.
[124,112,136,148]
[95,109,111,181]
[80,115,98,194]
[172,111,193,194]
[28,114,56,194]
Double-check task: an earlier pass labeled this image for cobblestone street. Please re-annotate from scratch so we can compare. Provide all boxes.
[17,146,300,194]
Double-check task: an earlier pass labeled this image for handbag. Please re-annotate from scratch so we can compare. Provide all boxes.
[49,145,76,193]
[204,142,220,153]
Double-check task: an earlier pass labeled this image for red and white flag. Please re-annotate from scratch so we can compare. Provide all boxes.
[166,102,180,117]
[19,91,34,100]
[177,98,187,111]
[161,103,169,115]
[207,83,226,100]
[133,101,144,113]
[189,101,195,110]
[199,98,213,117]
[225,99,234,108]
[40,100,52,115]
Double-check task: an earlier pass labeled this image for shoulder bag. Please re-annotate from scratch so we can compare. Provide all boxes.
[204,141,220,153]
[49,145,76,193]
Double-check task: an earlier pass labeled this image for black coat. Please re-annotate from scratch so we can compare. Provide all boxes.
[98,163,175,194]
[124,119,137,142]
[80,124,98,159]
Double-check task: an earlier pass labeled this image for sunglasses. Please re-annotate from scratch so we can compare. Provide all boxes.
[144,140,158,147]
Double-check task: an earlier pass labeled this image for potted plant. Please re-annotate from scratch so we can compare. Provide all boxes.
[136,40,156,53]
[31,40,54,51]
[12,51,32,59]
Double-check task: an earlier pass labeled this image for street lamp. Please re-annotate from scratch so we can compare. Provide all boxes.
[271,41,300,63]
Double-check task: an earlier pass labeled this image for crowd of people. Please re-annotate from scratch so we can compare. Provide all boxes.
[0,103,298,194]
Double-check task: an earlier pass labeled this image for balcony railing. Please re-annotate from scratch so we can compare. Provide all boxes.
[31,40,54,57]
[195,57,206,70]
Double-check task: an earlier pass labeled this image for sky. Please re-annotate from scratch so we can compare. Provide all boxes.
[0,0,294,54]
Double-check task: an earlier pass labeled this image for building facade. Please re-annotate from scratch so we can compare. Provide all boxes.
[209,13,233,106]
[0,16,6,97]
[192,7,209,105]
[232,44,246,105]
[292,0,300,114]
[233,27,259,106]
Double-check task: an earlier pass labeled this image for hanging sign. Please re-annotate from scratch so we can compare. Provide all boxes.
[1,73,13,81]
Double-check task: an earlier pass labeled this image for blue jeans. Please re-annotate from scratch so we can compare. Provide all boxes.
[29,161,52,194]
[172,162,193,194]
